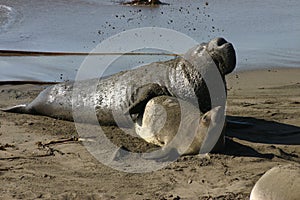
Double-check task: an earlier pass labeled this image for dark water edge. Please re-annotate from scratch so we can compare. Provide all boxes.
[0,0,299,81]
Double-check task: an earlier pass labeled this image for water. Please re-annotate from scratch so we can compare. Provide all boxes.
[0,0,299,81]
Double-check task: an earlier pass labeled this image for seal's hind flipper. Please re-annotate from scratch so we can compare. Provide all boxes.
[125,83,171,116]
[1,104,30,114]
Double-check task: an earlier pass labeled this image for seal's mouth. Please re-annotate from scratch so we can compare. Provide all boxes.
[206,38,236,75]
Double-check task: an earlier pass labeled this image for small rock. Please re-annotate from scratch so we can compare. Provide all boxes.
[271,112,278,116]
[27,122,34,126]
[291,101,300,104]
[173,195,181,200]
[15,91,22,98]
[135,191,143,195]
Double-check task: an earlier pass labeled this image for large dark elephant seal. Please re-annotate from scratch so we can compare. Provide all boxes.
[2,37,236,127]
[250,164,300,200]
[135,96,225,160]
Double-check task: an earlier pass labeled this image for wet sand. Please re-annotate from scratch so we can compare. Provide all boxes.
[0,68,299,199]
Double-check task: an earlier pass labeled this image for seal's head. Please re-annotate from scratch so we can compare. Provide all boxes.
[194,105,226,154]
[207,38,236,75]
[185,37,236,76]
[177,105,225,156]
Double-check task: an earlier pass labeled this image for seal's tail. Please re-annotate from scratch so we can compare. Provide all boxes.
[1,104,30,114]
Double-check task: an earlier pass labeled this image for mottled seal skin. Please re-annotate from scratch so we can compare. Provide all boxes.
[135,96,225,159]
[2,38,236,126]
[250,164,300,200]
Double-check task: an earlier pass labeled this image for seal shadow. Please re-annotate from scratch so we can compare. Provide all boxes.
[221,116,300,159]
[226,116,300,145]
[222,138,274,159]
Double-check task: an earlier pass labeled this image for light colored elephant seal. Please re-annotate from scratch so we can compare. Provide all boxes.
[135,96,225,159]
[250,164,300,200]
[1,38,236,127]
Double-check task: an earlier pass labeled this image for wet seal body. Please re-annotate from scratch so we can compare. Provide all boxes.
[135,96,225,159]
[2,38,236,127]
[250,164,300,200]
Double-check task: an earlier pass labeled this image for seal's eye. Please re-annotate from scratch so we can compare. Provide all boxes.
[202,114,209,123]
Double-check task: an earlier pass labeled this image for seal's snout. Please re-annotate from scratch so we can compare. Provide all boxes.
[199,105,225,154]
[210,106,225,125]
[214,37,227,47]
[207,37,228,51]
[207,37,236,76]
[200,106,224,127]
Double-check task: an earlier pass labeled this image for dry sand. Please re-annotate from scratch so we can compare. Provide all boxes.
[0,68,299,199]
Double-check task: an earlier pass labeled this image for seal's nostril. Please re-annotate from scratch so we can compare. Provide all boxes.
[207,37,228,51]
[215,38,227,46]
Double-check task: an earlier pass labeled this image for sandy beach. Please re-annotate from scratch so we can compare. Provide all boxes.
[0,68,299,199]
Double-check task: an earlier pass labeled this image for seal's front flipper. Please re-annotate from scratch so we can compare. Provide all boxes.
[142,147,180,162]
[125,83,171,116]
[1,104,31,114]
[111,146,130,161]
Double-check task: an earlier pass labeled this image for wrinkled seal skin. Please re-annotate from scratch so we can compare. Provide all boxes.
[2,38,236,127]
[135,96,225,160]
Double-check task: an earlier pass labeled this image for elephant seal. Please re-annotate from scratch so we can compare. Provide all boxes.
[1,37,236,127]
[250,164,300,200]
[135,96,225,160]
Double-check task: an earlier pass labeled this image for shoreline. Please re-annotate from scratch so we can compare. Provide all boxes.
[0,66,299,84]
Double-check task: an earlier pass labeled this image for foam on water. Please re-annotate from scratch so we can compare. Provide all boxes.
[0,5,22,33]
